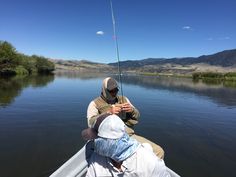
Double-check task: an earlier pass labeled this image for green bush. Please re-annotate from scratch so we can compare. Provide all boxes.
[192,72,236,87]
[0,41,23,71]
[224,72,236,81]
[192,72,227,80]
[15,65,29,75]
[224,72,236,77]
[0,67,16,76]
[192,72,201,80]
[201,72,223,78]
[33,55,55,74]
[0,40,55,76]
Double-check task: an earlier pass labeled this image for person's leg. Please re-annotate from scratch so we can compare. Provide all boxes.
[131,134,165,159]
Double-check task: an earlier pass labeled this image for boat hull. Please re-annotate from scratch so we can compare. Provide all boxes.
[50,141,180,177]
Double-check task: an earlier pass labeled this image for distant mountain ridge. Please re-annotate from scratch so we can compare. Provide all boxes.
[108,49,236,68]
[52,49,236,75]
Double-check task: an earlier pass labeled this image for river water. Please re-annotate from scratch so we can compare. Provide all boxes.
[0,73,235,177]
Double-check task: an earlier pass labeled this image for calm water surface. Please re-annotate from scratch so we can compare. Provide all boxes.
[0,73,236,177]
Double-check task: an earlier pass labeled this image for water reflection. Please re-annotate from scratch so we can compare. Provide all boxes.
[1,73,236,108]
[120,75,236,107]
[56,72,236,107]
[201,78,236,88]
[1,73,235,177]
[0,75,54,107]
[55,71,110,79]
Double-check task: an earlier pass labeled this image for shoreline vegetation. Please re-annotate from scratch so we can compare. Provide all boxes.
[192,72,236,81]
[1,40,236,84]
[0,41,55,76]
[139,72,236,88]
[138,71,236,81]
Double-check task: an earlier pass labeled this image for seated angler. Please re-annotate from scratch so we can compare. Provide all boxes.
[87,77,164,159]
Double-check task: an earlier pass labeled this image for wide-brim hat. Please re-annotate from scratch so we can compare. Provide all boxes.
[81,114,125,140]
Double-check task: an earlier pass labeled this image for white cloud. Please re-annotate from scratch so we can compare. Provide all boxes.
[96,31,104,35]
[182,26,192,30]
[207,37,213,41]
[206,37,230,41]
[219,36,230,40]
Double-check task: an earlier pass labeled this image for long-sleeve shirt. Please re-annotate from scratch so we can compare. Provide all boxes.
[85,144,171,177]
[87,96,140,128]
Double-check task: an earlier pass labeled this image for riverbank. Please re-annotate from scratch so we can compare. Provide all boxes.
[192,72,236,81]
[0,41,55,76]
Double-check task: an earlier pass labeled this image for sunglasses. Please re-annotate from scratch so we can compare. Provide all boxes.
[108,88,119,93]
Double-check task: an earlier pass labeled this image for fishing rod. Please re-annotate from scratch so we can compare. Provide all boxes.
[109,0,124,102]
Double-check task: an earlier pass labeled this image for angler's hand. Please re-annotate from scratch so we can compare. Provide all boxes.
[108,105,122,114]
[121,103,133,113]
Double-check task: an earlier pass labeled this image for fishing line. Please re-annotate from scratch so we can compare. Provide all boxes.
[109,0,124,102]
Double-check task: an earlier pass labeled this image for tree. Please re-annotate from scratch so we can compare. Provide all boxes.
[33,55,55,74]
[0,41,19,75]
[0,41,55,75]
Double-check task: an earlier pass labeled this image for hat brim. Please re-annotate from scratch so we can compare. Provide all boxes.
[81,128,98,140]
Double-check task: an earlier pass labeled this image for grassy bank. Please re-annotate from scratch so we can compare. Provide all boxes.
[138,72,192,78]
[192,72,236,81]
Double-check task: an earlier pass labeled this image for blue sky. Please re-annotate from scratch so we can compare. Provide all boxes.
[1,0,235,63]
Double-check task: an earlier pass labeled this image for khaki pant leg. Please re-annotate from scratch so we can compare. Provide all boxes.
[131,134,165,159]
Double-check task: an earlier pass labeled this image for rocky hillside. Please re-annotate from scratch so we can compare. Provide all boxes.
[52,49,236,75]
[51,59,115,73]
[108,49,236,75]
